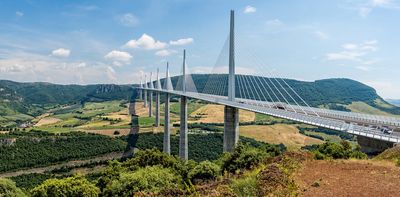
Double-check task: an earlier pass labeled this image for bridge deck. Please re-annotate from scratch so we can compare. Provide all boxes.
[140,88,400,143]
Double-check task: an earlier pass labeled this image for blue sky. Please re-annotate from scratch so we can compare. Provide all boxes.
[0,0,400,98]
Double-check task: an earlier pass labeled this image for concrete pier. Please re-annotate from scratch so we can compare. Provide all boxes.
[148,91,152,117]
[179,96,188,160]
[144,90,147,107]
[224,105,239,153]
[155,92,160,127]
[163,93,171,154]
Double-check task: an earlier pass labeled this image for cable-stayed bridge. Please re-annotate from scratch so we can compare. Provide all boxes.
[136,10,400,159]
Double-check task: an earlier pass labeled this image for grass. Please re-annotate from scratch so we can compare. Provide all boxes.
[139,117,156,127]
[304,130,342,142]
[374,98,395,109]
[239,124,323,150]
[346,101,398,117]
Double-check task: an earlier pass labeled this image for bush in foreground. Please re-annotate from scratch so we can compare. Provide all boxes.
[30,176,99,197]
[220,143,270,173]
[102,166,182,196]
[312,141,367,160]
[188,161,220,183]
[0,178,27,197]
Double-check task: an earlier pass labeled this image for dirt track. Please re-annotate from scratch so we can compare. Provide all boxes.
[295,160,400,197]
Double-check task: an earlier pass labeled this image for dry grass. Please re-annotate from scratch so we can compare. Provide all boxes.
[240,124,323,150]
[190,104,255,123]
[131,101,149,117]
[34,117,62,126]
[295,159,400,197]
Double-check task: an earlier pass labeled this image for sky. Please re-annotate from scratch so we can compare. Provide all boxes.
[0,0,400,99]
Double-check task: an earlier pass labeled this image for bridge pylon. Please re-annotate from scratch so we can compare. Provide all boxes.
[148,72,153,117]
[163,62,171,154]
[155,68,161,127]
[143,74,148,107]
[179,50,188,160]
[224,10,239,153]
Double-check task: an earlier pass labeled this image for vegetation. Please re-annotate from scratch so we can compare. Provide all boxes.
[298,126,355,141]
[305,141,367,160]
[30,176,99,197]
[102,166,182,196]
[0,178,27,197]
[188,161,220,183]
[0,130,126,172]
[219,143,273,173]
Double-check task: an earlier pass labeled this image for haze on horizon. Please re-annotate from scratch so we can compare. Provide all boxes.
[0,0,399,98]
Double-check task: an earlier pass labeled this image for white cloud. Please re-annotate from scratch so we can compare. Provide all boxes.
[16,11,24,17]
[124,34,167,50]
[244,5,256,14]
[266,19,283,26]
[155,49,177,57]
[326,40,379,70]
[104,50,132,66]
[364,80,398,98]
[357,0,399,17]
[326,40,378,61]
[51,48,71,58]
[118,13,139,27]
[356,65,371,71]
[314,31,329,40]
[169,38,194,46]
[372,0,392,6]
[359,7,372,17]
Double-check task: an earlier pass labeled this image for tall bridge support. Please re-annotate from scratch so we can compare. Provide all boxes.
[224,106,239,152]
[357,135,395,154]
[179,96,188,160]
[155,92,160,127]
[144,90,147,107]
[148,91,153,117]
[163,93,171,154]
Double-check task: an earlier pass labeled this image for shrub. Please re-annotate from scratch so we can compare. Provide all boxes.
[188,161,220,183]
[313,141,367,160]
[222,143,269,173]
[349,151,368,159]
[0,178,27,197]
[31,176,99,197]
[230,174,259,196]
[123,148,179,170]
[102,166,182,196]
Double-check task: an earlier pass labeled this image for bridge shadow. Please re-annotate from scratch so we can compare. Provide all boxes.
[122,89,140,159]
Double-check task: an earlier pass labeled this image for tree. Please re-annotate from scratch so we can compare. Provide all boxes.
[188,160,220,183]
[0,178,26,197]
[102,166,182,196]
[30,176,99,197]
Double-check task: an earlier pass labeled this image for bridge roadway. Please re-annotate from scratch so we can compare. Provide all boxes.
[140,87,400,143]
